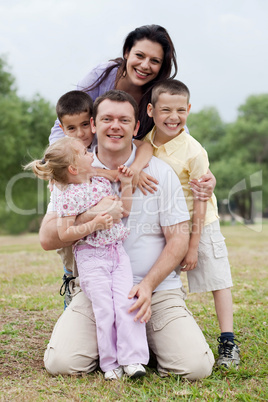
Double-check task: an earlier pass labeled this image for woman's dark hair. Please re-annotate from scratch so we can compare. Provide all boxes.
[85,25,177,138]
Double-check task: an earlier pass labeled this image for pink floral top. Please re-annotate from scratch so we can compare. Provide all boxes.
[56,177,129,247]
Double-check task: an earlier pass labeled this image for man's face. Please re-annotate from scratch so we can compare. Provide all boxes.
[91,100,139,155]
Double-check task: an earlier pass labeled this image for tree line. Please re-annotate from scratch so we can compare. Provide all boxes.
[1,56,267,234]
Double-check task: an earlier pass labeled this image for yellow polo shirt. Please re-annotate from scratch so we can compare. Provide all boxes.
[144,127,218,227]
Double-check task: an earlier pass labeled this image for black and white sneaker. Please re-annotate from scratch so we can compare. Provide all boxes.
[123,363,146,378]
[59,274,75,308]
[217,338,240,368]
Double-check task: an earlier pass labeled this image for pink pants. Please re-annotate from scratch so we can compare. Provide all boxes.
[74,242,149,372]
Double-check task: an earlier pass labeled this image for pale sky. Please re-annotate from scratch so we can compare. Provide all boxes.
[1,0,267,122]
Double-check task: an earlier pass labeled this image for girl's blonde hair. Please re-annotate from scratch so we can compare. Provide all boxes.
[24,137,81,184]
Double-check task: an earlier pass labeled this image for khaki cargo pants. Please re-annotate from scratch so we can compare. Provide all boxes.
[44,283,214,380]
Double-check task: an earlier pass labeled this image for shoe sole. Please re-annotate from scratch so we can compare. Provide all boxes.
[217,361,239,370]
[128,370,146,378]
[105,377,121,380]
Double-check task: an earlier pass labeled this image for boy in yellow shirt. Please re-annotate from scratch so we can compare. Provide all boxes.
[144,79,240,368]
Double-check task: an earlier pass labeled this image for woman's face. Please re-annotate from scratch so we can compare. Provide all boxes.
[124,39,164,87]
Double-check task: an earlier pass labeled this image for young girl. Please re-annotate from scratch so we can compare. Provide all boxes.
[24,137,149,380]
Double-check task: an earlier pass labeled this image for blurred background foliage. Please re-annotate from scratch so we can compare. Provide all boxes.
[1,56,56,234]
[1,55,267,234]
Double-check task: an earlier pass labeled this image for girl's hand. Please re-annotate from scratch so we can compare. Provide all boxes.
[93,213,113,231]
[137,171,158,195]
[117,165,133,184]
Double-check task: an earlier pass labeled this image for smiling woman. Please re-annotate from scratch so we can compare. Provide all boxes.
[120,39,164,91]
[49,24,177,144]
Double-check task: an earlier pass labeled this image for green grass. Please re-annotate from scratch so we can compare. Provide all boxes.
[0,225,267,401]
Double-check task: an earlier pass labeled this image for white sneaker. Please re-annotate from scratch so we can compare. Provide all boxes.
[123,363,146,378]
[104,366,123,380]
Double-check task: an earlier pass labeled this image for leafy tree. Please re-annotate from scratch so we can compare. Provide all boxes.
[0,55,56,233]
[188,96,267,223]
[0,56,16,95]
[212,157,263,223]
[223,95,268,165]
[210,95,268,222]
[187,107,226,162]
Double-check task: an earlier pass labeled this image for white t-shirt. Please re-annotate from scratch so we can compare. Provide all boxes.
[47,145,190,291]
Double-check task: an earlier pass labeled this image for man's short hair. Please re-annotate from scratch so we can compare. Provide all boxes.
[56,90,93,124]
[151,79,190,106]
[93,90,139,124]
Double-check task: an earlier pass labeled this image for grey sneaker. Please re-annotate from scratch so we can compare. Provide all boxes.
[217,338,240,368]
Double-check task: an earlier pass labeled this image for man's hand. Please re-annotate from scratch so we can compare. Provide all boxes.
[189,170,216,201]
[128,282,152,323]
[91,195,123,223]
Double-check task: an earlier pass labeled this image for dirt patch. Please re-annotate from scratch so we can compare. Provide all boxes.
[0,307,59,378]
[0,234,62,380]
[0,234,42,248]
